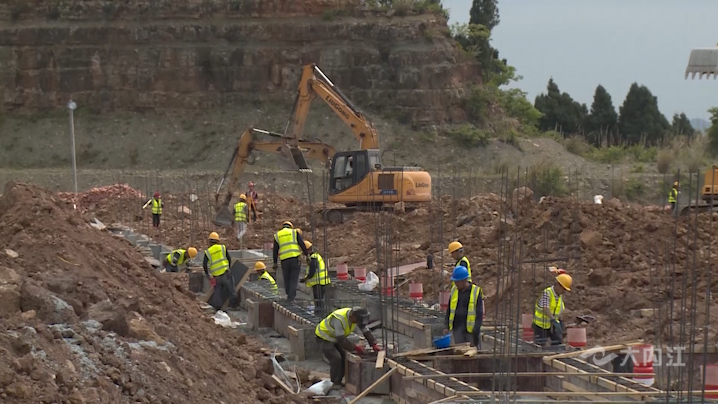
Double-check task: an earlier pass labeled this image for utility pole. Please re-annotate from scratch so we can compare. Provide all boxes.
[68,100,78,209]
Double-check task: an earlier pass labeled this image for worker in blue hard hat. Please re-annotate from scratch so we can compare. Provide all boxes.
[443,266,484,348]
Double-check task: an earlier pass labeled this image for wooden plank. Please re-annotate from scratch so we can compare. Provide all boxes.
[544,341,644,361]
[347,367,397,404]
[375,351,386,369]
[394,346,454,358]
[402,372,655,380]
[560,381,604,402]
[463,348,478,357]
[271,374,296,394]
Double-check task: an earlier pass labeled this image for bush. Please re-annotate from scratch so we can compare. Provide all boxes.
[624,177,645,201]
[656,150,673,174]
[564,137,591,157]
[463,86,493,124]
[588,146,628,164]
[528,161,566,197]
[392,0,413,15]
[625,145,657,163]
[447,124,489,148]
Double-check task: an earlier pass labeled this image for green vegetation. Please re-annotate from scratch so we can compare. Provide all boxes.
[528,161,566,197]
[446,124,489,147]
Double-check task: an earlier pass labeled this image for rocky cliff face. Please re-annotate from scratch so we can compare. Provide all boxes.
[0,0,480,124]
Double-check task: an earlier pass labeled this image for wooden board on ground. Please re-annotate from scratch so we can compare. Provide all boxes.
[375,351,386,369]
[204,261,252,309]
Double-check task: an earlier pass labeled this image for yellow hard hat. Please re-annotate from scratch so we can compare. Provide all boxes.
[556,274,573,292]
[296,228,302,235]
[673,182,679,187]
[254,261,266,271]
[187,247,197,258]
[239,194,246,200]
[282,221,293,228]
[304,240,312,249]
[448,241,463,253]
[209,232,220,241]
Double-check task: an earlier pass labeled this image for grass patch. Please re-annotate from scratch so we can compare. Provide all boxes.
[446,124,489,148]
[528,161,566,197]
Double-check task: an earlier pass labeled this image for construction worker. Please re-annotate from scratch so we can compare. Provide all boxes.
[246,182,259,222]
[315,307,381,390]
[668,182,679,214]
[163,247,197,273]
[300,240,330,313]
[203,232,238,310]
[533,273,572,346]
[448,241,471,288]
[147,192,163,228]
[273,221,310,302]
[233,194,249,242]
[443,266,484,348]
[254,261,278,293]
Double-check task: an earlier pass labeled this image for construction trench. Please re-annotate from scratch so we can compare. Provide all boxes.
[86,167,718,404]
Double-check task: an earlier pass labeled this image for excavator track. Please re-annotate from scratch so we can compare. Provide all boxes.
[318,204,419,224]
[680,201,718,216]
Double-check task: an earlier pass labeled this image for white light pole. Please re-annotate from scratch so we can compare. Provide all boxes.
[68,100,78,209]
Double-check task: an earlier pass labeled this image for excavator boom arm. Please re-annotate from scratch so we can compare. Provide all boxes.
[290,64,380,150]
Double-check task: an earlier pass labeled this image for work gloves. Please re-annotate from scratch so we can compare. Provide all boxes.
[210,278,217,288]
[272,263,278,271]
[354,345,366,355]
[299,278,306,284]
[372,344,382,352]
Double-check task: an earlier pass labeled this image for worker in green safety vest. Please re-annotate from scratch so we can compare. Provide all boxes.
[668,182,679,215]
[203,232,238,311]
[533,273,572,346]
[272,221,310,302]
[443,266,484,348]
[164,247,197,273]
[254,261,278,293]
[300,240,331,314]
[233,194,249,243]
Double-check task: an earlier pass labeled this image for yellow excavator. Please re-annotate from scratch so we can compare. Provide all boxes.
[680,46,718,215]
[214,63,432,224]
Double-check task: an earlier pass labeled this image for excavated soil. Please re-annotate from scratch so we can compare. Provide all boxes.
[0,182,310,403]
[67,184,718,346]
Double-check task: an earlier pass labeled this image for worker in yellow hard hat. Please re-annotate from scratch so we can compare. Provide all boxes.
[254,261,278,293]
[273,221,310,302]
[300,240,330,314]
[533,273,572,346]
[203,232,238,310]
[448,241,471,288]
[233,194,249,243]
[163,247,197,273]
[668,181,679,214]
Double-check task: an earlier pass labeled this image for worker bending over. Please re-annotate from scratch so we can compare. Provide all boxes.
[533,273,572,346]
[448,241,471,288]
[203,232,238,310]
[315,307,381,390]
[233,194,249,243]
[254,261,278,293]
[164,247,197,273]
[444,266,484,348]
[300,240,331,313]
[273,221,310,302]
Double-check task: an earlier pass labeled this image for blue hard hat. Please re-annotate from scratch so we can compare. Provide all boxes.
[450,266,470,281]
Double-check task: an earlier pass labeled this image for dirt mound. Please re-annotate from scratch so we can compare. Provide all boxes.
[0,182,308,403]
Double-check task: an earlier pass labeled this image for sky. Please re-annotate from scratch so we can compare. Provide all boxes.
[441,0,718,122]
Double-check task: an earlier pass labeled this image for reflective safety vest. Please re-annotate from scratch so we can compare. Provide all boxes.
[306,252,330,287]
[668,188,678,203]
[234,202,248,222]
[315,308,355,343]
[448,284,483,333]
[533,286,564,330]
[275,228,301,261]
[166,249,187,266]
[205,244,229,277]
[152,198,162,215]
[259,271,278,292]
[451,257,472,289]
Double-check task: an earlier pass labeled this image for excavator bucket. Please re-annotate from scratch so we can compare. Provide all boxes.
[213,206,234,227]
[685,46,718,79]
[277,144,312,172]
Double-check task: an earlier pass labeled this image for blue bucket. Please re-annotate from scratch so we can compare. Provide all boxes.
[433,334,451,349]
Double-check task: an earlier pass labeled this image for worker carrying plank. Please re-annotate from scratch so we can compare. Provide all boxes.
[272,221,310,302]
[299,240,331,313]
[443,266,484,348]
[448,241,471,288]
[204,232,238,310]
[315,307,382,390]
[163,247,197,273]
[254,261,278,293]
[533,273,572,346]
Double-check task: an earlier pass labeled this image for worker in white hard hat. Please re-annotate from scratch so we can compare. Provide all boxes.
[254,261,278,293]
[233,194,249,243]
[443,266,484,347]
[273,221,310,302]
[203,232,238,310]
[300,240,330,314]
[533,273,572,346]
[668,181,679,214]
[315,307,381,390]
[448,241,471,288]
[163,247,197,273]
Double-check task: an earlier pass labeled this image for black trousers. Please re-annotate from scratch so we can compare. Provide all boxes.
[281,256,301,301]
[319,338,346,384]
[532,322,563,346]
[163,261,178,273]
[152,213,161,228]
[211,271,238,311]
[312,284,327,312]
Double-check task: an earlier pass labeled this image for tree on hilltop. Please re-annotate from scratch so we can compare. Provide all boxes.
[470,0,499,31]
[585,85,618,146]
[706,107,718,155]
[618,83,669,145]
[671,113,695,141]
[534,78,587,135]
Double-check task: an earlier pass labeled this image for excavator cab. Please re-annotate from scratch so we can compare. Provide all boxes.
[329,150,379,195]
